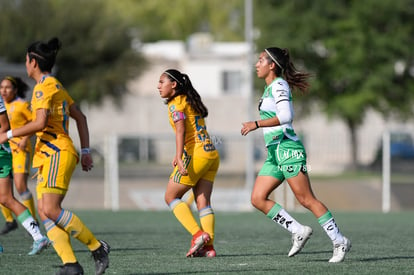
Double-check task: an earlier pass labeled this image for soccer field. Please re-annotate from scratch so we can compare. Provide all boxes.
[0,211,413,274]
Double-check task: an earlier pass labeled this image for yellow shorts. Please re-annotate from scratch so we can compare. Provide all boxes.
[12,149,32,174]
[170,155,220,187]
[36,150,77,199]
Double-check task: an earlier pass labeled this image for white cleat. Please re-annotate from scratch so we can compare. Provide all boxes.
[329,237,351,263]
[288,225,313,257]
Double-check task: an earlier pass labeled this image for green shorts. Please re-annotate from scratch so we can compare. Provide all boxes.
[0,149,13,178]
[258,138,307,181]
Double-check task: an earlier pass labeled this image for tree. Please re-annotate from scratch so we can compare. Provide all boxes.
[0,0,146,105]
[254,0,414,167]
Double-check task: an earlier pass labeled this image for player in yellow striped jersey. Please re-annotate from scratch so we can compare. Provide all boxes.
[0,37,110,275]
[0,76,36,235]
[0,84,50,255]
[158,69,220,258]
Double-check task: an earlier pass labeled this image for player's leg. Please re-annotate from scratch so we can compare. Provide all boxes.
[38,151,110,274]
[252,174,312,257]
[288,171,351,262]
[0,204,17,234]
[13,149,37,220]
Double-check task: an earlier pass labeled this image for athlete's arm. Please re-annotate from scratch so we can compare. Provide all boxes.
[174,119,187,175]
[0,111,10,133]
[69,103,93,171]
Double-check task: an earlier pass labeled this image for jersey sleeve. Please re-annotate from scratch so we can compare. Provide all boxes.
[272,81,293,125]
[31,83,52,111]
[168,96,186,122]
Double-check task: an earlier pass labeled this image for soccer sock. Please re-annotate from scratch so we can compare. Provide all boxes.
[0,204,14,223]
[170,199,200,235]
[266,203,304,234]
[55,209,101,251]
[199,206,215,245]
[184,191,195,207]
[16,209,43,241]
[20,190,37,220]
[44,219,77,264]
[318,211,345,245]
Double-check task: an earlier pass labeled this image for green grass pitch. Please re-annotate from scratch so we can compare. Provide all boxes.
[0,211,413,274]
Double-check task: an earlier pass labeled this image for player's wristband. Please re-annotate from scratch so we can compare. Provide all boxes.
[6,130,13,139]
[255,121,259,129]
[81,148,91,155]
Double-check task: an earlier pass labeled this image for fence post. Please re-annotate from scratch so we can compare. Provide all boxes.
[382,131,391,213]
[104,134,119,211]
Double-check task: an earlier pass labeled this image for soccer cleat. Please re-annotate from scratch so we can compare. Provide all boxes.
[92,240,110,275]
[55,262,84,275]
[195,245,216,258]
[186,231,211,257]
[0,220,18,235]
[28,236,51,255]
[329,237,351,263]
[288,225,313,257]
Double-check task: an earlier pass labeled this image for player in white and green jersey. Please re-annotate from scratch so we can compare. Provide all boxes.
[241,47,351,263]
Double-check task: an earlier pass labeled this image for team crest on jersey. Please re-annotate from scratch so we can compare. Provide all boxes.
[169,105,176,112]
[35,91,43,99]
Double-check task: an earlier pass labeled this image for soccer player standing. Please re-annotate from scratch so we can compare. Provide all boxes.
[158,69,220,258]
[0,86,49,255]
[0,76,36,234]
[0,37,110,275]
[241,47,351,263]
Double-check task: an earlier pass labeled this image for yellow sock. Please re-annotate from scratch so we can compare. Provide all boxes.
[44,219,77,264]
[56,209,101,251]
[199,206,215,245]
[170,199,200,235]
[0,204,14,222]
[22,198,37,221]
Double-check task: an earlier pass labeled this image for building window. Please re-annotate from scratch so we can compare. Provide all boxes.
[222,70,241,94]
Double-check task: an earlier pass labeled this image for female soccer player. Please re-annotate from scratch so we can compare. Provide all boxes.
[0,76,36,235]
[241,47,351,263]
[0,37,110,275]
[158,69,220,257]
[0,91,49,255]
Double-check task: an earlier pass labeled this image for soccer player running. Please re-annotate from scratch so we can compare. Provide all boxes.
[0,89,49,255]
[241,47,351,263]
[0,37,110,275]
[158,69,220,258]
[0,76,36,235]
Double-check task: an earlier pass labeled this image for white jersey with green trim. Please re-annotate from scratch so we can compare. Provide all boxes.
[259,77,299,147]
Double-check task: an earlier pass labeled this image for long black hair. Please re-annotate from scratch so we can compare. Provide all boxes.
[164,69,208,118]
[2,76,29,99]
[264,47,311,93]
[27,37,62,73]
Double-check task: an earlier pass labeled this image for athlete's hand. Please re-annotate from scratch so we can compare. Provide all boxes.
[176,158,188,176]
[241,121,257,136]
[81,153,93,171]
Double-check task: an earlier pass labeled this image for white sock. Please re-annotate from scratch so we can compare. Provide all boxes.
[321,218,344,245]
[19,212,43,241]
[267,204,304,234]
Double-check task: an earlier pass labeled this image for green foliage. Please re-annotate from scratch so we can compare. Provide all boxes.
[0,0,145,105]
[254,0,414,164]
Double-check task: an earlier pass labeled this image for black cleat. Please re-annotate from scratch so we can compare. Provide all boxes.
[92,240,110,275]
[55,262,84,275]
[0,220,18,235]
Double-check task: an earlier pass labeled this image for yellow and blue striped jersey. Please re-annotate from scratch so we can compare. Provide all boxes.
[168,95,218,159]
[5,97,32,152]
[30,75,77,167]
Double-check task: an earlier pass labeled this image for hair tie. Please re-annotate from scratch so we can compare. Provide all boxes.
[4,76,17,86]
